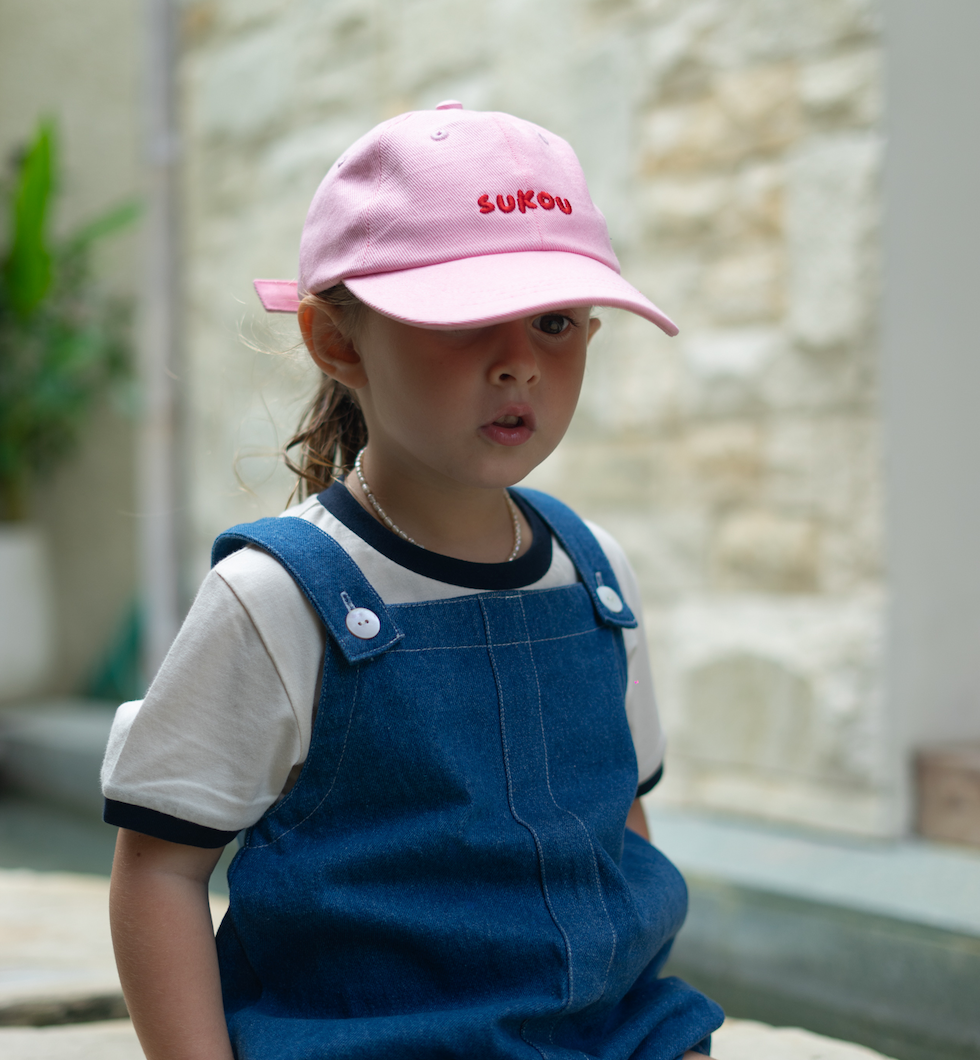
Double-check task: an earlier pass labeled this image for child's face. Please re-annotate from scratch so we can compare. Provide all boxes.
[308,305,599,491]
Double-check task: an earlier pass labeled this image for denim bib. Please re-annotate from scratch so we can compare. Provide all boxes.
[211,489,721,1060]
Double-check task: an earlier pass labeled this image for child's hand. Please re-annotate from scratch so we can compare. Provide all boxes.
[109,829,234,1060]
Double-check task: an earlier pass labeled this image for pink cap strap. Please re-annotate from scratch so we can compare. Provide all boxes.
[253,279,300,313]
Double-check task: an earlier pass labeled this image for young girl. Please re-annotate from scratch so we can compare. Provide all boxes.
[102,102,723,1060]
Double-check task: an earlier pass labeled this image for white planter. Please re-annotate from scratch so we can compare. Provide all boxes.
[0,523,55,702]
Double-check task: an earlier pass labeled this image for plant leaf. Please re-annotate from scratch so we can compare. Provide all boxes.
[3,120,55,317]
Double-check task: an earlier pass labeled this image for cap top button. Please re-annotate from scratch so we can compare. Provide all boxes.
[435,100,463,110]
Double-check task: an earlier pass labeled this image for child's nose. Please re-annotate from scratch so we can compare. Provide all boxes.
[488,321,540,386]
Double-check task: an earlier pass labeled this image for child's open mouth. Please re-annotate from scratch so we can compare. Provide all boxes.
[481,408,535,447]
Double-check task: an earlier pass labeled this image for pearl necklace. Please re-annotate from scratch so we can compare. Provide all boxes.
[353,448,522,562]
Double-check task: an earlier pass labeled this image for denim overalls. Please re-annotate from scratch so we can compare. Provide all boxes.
[211,489,722,1060]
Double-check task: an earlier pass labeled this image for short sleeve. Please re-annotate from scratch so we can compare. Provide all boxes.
[585,520,666,792]
[101,548,325,844]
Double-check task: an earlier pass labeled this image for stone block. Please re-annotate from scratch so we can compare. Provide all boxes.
[639,1,720,101]
[703,243,785,324]
[681,327,784,415]
[712,510,820,593]
[187,22,298,139]
[916,744,980,849]
[640,175,729,240]
[586,510,711,605]
[716,63,801,149]
[198,0,291,38]
[683,421,765,505]
[641,64,799,174]
[724,161,784,241]
[655,595,889,833]
[786,133,881,349]
[759,340,878,412]
[573,307,684,431]
[684,327,783,379]
[383,0,490,99]
[704,0,880,67]
[640,98,728,174]
[761,416,881,527]
[801,49,882,128]
[684,651,820,771]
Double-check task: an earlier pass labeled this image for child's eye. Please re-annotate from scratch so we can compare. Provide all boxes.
[534,313,574,336]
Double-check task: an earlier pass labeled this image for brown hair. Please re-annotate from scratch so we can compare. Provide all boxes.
[284,284,369,499]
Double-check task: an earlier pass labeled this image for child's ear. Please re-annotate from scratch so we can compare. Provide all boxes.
[298,302,368,388]
[587,316,602,344]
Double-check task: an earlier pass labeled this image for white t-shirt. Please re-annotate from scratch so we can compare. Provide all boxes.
[102,486,665,846]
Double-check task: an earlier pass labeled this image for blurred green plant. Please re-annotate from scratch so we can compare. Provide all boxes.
[0,120,139,521]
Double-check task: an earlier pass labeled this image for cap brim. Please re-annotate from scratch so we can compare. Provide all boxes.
[343,251,678,336]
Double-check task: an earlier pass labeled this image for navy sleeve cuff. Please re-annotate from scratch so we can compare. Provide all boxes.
[636,763,663,798]
[103,798,239,849]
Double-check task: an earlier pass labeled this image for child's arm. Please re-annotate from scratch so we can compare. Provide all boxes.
[109,828,234,1060]
[626,797,650,841]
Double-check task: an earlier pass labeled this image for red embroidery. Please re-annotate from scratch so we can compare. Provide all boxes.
[478,191,571,216]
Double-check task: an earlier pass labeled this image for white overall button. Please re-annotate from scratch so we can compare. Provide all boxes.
[597,585,624,613]
[346,607,381,639]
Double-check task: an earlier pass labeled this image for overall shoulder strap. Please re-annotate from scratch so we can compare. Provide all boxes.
[511,488,637,630]
[212,516,403,663]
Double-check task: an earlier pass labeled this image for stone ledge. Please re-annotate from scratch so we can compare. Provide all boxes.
[0,867,901,1059]
[714,1019,898,1059]
[0,1017,899,1060]
[0,870,227,1027]
[649,805,980,1060]
[644,803,980,936]
[0,1019,143,1060]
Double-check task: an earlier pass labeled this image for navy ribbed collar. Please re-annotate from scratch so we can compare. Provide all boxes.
[317,480,553,590]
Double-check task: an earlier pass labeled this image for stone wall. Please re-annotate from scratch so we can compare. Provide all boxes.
[178,0,890,833]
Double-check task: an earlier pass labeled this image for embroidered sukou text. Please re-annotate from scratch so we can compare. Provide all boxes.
[478,190,572,215]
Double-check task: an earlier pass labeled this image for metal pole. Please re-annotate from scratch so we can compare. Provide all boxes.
[138,0,181,682]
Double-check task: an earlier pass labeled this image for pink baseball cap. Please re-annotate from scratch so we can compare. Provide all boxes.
[253,102,678,336]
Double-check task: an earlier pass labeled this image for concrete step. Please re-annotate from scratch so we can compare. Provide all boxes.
[0,702,972,1058]
[0,1016,900,1060]
[0,870,228,1027]
[0,1020,144,1060]
[647,804,980,1060]
[0,868,901,1058]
